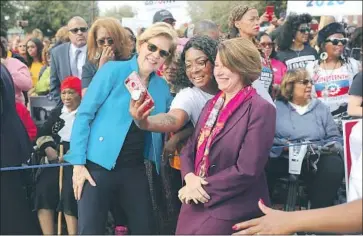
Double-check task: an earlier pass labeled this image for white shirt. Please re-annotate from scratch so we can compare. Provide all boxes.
[252,79,276,107]
[170,83,275,127]
[170,87,214,126]
[69,44,87,78]
[58,106,78,142]
[348,120,362,202]
[289,101,311,115]
[306,58,361,113]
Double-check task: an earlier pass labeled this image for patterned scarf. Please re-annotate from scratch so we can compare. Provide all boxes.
[195,86,257,178]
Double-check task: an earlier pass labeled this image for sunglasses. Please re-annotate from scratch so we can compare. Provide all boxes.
[97,38,114,46]
[260,42,274,48]
[298,27,311,33]
[296,79,313,85]
[69,27,88,34]
[146,42,170,58]
[325,38,349,46]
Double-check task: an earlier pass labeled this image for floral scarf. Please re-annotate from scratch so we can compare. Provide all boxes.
[195,86,257,178]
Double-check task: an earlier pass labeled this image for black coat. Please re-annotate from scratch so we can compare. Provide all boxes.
[0,64,40,234]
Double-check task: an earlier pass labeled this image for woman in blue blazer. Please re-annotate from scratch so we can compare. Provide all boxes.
[64,22,178,234]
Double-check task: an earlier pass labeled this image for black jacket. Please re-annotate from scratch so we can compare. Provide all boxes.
[0,64,32,167]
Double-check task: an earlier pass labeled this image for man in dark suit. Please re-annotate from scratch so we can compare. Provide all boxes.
[0,63,40,234]
[49,16,88,104]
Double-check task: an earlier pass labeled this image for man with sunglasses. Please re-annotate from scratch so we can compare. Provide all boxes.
[49,16,88,105]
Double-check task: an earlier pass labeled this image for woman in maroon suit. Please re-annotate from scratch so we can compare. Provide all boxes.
[176,38,276,235]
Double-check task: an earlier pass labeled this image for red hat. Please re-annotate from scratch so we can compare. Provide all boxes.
[61,76,82,97]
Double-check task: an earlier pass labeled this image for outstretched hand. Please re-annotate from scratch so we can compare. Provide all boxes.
[232,200,297,235]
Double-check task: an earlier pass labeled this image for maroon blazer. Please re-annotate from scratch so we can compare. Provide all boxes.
[180,94,276,221]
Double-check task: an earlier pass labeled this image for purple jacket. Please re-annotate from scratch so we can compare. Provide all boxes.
[180,94,276,220]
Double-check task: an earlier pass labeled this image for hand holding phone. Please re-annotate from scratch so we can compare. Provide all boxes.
[266,6,274,22]
[125,71,155,120]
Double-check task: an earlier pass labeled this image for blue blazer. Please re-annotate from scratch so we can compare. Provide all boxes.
[64,55,172,172]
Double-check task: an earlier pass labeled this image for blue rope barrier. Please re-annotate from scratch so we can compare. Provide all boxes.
[1,162,73,172]
[0,138,343,172]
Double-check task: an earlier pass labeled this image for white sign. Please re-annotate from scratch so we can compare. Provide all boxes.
[287,0,362,16]
[122,17,151,35]
[139,0,190,27]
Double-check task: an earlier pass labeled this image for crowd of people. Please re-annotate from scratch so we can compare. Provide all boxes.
[1,4,362,235]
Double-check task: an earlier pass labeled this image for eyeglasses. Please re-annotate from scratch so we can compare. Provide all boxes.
[185,59,209,72]
[260,42,274,48]
[97,38,114,46]
[296,79,313,85]
[146,42,170,58]
[69,27,88,34]
[325,38,349,46]
[298,27,311,33]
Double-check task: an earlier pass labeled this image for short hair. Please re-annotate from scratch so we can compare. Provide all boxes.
[194,20,218,36]
[55,26,70,43]
[67,16,87,27]
[174,35,218,90]
[279,68,310,102]
[137,22,178,65]
[32,28,43,41]
[217,38,261,85]
[228,5,256,38]
[87,17,132,64]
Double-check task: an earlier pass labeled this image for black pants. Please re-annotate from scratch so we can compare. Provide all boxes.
[266,154,344,209]
[77,161,154,234]
[1,171,41,235]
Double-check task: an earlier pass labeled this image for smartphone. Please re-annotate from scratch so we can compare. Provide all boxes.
[124,71,155,112]
[310,23,319,31]
[266,6,274,22]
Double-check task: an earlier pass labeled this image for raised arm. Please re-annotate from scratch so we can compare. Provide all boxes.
[233,198,363,235]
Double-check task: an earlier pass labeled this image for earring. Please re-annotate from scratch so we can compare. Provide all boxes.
[94,51,101,60]
[320,52,328,61]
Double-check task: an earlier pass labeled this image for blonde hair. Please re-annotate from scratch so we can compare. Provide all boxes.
[32,28,43,41]
[42,44,53,66]
[217,38,261,85]
[87,17,132,64]
[55,26,70,43]
[280,68,310,101]
[137,22,178,65]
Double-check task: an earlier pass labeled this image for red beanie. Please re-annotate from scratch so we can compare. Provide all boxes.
[61,76,82,97]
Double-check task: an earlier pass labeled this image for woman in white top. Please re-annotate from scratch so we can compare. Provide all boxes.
[130,36,220,132]
[306,22,361,115]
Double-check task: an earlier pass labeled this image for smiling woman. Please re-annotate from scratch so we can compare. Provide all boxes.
[64,22,177,234]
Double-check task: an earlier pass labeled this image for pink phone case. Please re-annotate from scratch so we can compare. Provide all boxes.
[124,71,155,112]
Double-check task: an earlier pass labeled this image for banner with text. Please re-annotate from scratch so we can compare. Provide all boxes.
[287,1,362,16]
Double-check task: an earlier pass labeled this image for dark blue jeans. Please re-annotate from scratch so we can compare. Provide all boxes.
[77,161,154,234]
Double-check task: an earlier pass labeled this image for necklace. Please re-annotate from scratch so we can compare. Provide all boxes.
[291,44,304,58]
[323,60,340,76]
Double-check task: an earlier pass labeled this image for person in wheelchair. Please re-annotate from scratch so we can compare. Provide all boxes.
[34,76,81,234]
[267,68,344,210]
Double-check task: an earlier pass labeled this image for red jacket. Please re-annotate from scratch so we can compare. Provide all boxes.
[15,102,37,141]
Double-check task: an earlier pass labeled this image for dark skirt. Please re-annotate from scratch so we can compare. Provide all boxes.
[34,164,77,217]
[144,159,182,235]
